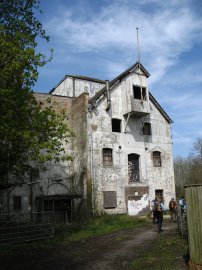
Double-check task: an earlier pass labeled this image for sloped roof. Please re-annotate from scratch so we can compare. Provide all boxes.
[89,62,150,105]
[49,75,105,94]
[89,62,173,123]
[149,92,173,123]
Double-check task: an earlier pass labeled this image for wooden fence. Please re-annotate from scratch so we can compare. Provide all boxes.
[185,184,202,270]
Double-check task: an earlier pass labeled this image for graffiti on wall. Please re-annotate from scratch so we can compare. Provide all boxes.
[128,194,148,216]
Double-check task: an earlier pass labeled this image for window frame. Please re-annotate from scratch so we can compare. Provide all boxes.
[103,148,113,167]
[142,122,152,135]
[128,153,140,182]
[153,151,161,167]
[133,85,147,100]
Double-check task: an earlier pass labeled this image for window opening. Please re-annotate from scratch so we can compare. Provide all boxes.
[44,200,54,211]
[142,122,151,135]
[133,85,147,100]
[103,148,113,166]
[112,118,121,132]
[13,196,21,211]
[128,154,140,182]
[153,151,161,167]
[155,189,163,200]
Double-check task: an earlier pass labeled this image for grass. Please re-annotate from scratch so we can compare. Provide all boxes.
[55,214,150,241]
[0,214,149,253]
[131,232,188,270]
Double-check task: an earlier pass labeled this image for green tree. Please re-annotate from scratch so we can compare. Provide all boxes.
[174,137,202,196]
[0,0,73,185]
[192,137,202,159]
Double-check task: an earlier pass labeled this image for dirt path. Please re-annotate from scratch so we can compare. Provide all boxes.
[0,220,187,270]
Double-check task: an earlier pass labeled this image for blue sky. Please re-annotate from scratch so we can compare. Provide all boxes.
[34,0,202,158]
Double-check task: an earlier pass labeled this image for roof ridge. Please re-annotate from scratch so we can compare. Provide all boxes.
[89,62,150,104]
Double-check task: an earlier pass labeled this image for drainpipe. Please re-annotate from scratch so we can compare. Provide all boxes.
[90,132,95,215]
[72,77,75,98]
[105,80,111,111]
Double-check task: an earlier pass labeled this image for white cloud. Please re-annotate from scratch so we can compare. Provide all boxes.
[45,0,202,82]
[34,0,202,157]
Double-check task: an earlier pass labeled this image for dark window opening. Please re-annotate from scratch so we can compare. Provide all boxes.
[112,118,121,132]
[155,189,163,200]
[30,168,39,179]
[44,200,54,211]
[37,198,72,223]
[103,148,113,166]
[13,196,21,211]
[128,154,140,182]
[133,85,147,100]
[142,122,152,135]
[153,151,161,167]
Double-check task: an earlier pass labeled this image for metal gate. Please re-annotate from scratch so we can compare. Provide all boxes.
[0,212,55,245]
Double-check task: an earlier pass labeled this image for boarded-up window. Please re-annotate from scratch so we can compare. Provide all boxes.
[103,148,113,166]
[142,122,151,135]
[153,151,161,167]
[128,154,140,182]
[13,196,21,211]
[112,118,121,132]
[133,85,147,100]
[103,191,117,208]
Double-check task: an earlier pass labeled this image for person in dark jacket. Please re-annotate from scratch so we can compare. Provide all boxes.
[169,198,177,222]
[154,198,166,232]
[151,197,158,225]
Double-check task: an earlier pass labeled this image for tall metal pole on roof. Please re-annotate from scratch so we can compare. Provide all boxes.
[136,27,140,68]
[136,27,143,100]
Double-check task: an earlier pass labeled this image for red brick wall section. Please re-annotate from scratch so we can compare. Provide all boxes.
[33,93,73,113]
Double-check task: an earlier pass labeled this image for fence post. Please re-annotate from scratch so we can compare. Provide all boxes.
[17,222,20,241]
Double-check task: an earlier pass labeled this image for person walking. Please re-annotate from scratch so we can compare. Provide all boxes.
[154,198,166,233]
[151,197,158,225]
[179,195,186,215]
[169,198,177,222]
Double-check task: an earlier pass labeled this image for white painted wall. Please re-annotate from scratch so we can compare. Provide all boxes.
[87,67,175,215]
[6,66,175,217]
[51,77,105,97]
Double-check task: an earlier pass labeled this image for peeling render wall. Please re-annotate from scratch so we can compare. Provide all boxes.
[51,76,105,98]
[5,65,175,218]
[87,68,175,215]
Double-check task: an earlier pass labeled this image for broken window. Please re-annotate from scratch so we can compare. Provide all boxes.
[13,196,21,211]
[153,151,161,167]
[142,122,151,135]
[112,118,121,132]
[128,154,140,182]
[103,148,113,166]
[133,85,147,100]
[103,191,117,208]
